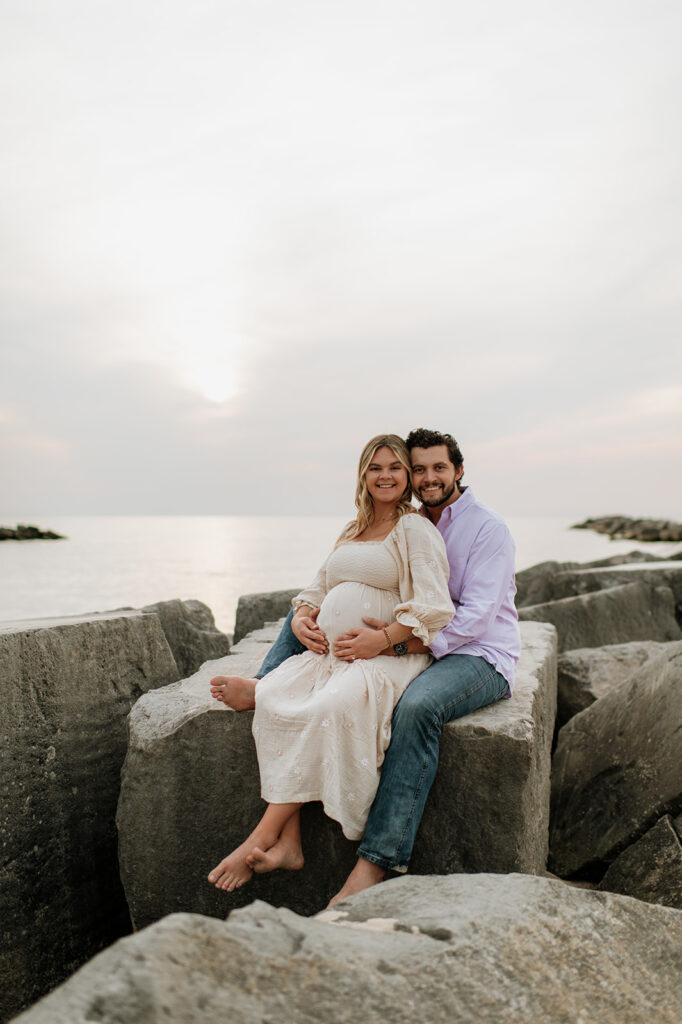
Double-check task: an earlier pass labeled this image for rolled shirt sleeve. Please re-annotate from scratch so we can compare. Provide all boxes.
[428,519,516,660]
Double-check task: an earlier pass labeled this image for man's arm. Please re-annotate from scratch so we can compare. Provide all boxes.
[428,519,515,660]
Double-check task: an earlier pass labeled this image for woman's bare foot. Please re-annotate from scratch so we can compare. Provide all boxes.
[327,858,386,907]
[209,675,257,710]
[246,839,304,875]
[208,827,276,892]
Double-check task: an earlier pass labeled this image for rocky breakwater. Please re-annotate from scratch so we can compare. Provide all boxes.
[515,548,682,908]
[12,874,682,1023]
[116,619,557,926]
[0,599,230,1023]
[572,514,682,542]
[0,524,65,541]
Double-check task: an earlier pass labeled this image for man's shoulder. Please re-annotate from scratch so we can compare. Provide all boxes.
[447,490,508,528]
[444,491,514,547]
[468,496,509,530]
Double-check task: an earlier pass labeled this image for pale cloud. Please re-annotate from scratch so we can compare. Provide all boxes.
[1,0,681,517]
[633,387,682,419]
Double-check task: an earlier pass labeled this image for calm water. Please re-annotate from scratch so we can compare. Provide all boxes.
[1,515,680,636]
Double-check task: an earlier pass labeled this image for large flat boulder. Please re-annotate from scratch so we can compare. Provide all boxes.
[117,622,556,927]
[557,640,671,727]
[514,550,660,608]
[550,641,682,878]
[598,814,682,909]
[141,599,230,676]
[13,874,682,1024]
[518,581,681,651]
[551,561,682,613]
[0,612,180,1022]
[233,589,301,643]
[411,621,557,875]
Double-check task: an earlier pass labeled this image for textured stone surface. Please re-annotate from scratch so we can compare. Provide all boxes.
[117,622,556,927]
[141,598,230,677]
[232,589,301,643]
[518,581,681,651]
[550,641,682,877]
[0,612,179,1023]
[14,874,682,1024]
[557,640,671,727]
[573,515,682,542]
[411,621,557,875]
[515,560,578,607]
[551,561,682,615]
[514,551,661,608]
[598,815,682,908]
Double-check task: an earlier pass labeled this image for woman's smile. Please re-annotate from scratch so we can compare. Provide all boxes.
[365,446,409,506]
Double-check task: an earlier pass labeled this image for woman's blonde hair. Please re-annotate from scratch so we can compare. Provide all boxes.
[340,434,415,542]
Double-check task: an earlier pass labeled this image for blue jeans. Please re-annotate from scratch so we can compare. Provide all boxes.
[256,610,304,677]
[257,612,509,870]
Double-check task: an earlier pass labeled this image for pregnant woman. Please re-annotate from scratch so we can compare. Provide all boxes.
[208,434,453,892]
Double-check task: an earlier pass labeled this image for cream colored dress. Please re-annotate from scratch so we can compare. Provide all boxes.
[252,514,454,839]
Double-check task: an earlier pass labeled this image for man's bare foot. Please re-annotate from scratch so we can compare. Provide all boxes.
[246,839,304,875]
[328,858,386,907]
[208,827,276,892]
[209,675,257,710]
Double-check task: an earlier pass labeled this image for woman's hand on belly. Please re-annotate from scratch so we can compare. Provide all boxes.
[292,607,329,654]
[334,627,389,661]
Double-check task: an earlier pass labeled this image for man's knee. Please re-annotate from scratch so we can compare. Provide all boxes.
[392,683,439,735]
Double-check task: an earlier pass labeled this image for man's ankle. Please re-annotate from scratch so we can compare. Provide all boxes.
[357,857,387,879]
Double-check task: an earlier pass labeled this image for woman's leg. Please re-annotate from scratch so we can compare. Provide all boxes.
[208,801,302,892]
[247,809,304,874]
[210,611,306,708]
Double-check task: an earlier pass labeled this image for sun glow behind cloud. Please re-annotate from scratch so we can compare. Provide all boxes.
[1,1,680,515]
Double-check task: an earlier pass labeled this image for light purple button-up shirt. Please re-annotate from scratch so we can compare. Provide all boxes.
[426,488,520,691]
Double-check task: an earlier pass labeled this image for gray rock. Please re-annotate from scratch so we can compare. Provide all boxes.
[572,515,682,542]
[514,551,662,608]
[411,621,557,875]
[557,640,671,727]
[550,641,682,878]
[0,612,180,1022]
[233,588,302,644]
[141,599,230,677]
[598,815,682,908]
[13,874,682,1024]
[515,560,577,607]
[117,622,556,928]
[518,581,681,651]
[551,561,682,614]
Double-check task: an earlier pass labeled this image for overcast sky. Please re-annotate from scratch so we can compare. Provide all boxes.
[1,0,680,518]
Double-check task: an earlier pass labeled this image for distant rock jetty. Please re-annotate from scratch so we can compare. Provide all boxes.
[572,515,682,542]
[0,523,66,541]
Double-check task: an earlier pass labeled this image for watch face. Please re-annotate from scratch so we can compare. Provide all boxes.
[393,641,409,656]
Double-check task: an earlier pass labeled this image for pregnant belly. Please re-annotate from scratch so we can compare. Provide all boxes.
[318,581,399,645]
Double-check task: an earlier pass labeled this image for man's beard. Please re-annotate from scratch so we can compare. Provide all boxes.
[418,481,458,507]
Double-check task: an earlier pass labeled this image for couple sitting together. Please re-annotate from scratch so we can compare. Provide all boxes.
[208,427,520,905]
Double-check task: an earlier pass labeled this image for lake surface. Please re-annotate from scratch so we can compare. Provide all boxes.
[1,514,680,635]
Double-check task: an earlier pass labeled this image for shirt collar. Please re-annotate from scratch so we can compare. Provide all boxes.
[432,486,474,526]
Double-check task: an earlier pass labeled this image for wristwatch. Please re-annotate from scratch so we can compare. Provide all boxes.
[393,641,409,657]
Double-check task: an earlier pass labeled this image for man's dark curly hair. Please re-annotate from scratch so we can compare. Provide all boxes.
[405,428,464,482]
